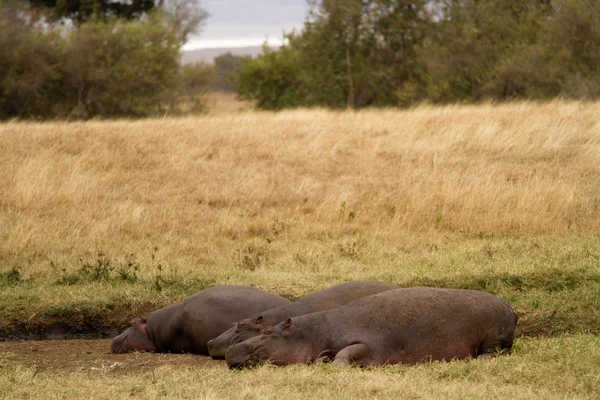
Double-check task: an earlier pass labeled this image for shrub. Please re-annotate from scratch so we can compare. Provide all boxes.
[64,13,182,118]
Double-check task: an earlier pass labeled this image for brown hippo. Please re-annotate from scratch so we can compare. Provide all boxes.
[226,287,518,368]
[207,281,399,357]
[111,285,290,354]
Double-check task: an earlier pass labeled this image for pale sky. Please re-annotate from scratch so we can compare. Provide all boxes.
[183,0,308,50]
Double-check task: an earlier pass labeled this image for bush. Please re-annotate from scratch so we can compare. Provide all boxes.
[0,3,67,119]
[64,13,182,118]
[213,52,246,92]
[178,61,216,113]
[0,2,205,119]
[233,0,600,109]
[234,46,301,110]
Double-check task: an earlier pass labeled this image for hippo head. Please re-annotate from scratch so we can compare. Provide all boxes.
[226,318,309,368]
[207,315,266,358]
[111,317,156,354]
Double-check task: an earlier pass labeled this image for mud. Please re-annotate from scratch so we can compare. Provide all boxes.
[0,339,224,374]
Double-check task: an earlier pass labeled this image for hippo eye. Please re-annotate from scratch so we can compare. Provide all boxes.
[262,327,274,335]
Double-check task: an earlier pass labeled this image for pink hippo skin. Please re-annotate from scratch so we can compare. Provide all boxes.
[111,285,290,355]
[226,287,518,368]
[207,281,399,358]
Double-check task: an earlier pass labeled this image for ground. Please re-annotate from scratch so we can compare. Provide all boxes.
[0,339,216,374]
[1,99,599,398]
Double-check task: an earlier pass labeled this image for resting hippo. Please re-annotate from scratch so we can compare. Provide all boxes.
[226,287,518,368]
[207,281,399,357]
[111,285,290,354]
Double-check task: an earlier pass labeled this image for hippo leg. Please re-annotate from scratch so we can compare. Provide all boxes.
[478,336,511,358]
[332,344,372,367]
[315,355,331,364]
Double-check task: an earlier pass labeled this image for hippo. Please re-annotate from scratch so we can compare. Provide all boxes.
[111,285,290,354]
[226,287,518,368]
[207,281,399,357]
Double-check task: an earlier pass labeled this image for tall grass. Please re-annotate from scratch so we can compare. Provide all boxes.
[1,101,599,278]
[1,100,599,398]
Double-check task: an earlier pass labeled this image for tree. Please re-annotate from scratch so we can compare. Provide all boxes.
[213,53,246,92]
[64,12,182,118]
[25,0,208,43]
[0,1,67,118]
[26,0,156,22]
[158,0,208,44]
[234,46,301,110]
[234,0,431,109]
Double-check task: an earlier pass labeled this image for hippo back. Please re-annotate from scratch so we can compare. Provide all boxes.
[206,281,398,357]
[296,281,399,312]
[148,285,290,354]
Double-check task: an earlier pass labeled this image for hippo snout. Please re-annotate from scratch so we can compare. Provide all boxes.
[207,338,221,359]
[226,342,257,369]
[111,335,124,354]
[110,327,132,354]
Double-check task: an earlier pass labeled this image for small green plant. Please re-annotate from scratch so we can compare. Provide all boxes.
[153,264,186,292]
[154,264,169,291]
[0,266,22,286]
[79,252,113,281]
[152,263,215,294]
[55,252,139,285]
[117,254,140,282]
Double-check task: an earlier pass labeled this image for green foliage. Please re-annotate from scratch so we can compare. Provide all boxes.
[0,266,22,287]
[235,0,600,109]
[540,0,600,98]
[213,52,246,91]
[153,263,216,295]
[178,61,215,113]
[55,253,140,285]
[65,13,182,118]
[0,3,67,119]
[26,0,156,23]
[234,46,301,110]
[0,2,208,119]
[181,62,216,94]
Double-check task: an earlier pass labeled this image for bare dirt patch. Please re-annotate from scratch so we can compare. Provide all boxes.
[0,339,224,374]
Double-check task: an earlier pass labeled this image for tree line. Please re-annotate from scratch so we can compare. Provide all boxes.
[2,0,598,119]
[0,0,213,119]
[234,0,600,109]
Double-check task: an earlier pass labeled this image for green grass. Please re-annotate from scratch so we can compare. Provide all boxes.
[1,335,599,399]
[1,234,599,338]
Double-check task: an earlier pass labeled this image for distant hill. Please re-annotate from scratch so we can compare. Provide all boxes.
[181,46,280,65]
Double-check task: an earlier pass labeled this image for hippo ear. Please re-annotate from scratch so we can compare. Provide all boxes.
[138,318,148,334]
[283,318,292,331]
[254,315,264,325]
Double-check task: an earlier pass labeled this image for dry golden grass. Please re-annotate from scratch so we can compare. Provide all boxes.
[205,91,254,115]
[1,100,599,282]
[1,101,600,398]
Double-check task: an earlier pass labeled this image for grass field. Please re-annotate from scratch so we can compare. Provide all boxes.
[1,99,599,398]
